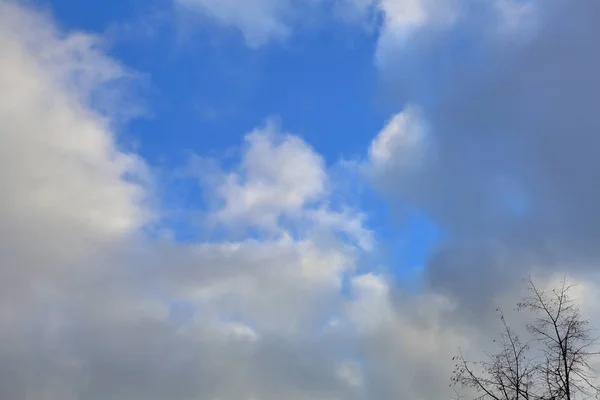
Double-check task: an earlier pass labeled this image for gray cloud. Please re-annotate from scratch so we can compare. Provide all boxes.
[371,0,600,314]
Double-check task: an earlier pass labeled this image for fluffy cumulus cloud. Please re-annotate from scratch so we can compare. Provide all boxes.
[0,0,151,317]
[209,121,328,231]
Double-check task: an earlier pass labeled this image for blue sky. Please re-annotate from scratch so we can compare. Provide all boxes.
[48,0,385,160]
[45,0,439,280]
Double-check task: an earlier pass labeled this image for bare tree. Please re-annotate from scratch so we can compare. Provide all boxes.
[452,309,536,400]
[452,277,600,400]
[518,277,600,400]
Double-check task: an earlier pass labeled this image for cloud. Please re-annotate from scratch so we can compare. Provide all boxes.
[186,118,374,251]
[357,1,600,397]
[0,2,374,398]
[373,0,457,63]
[344,273,481,400]
[351,0,539,67]
[209,120,328,230]
[368,104,429,174]
[0,0,151,309]
[368,0,600,320]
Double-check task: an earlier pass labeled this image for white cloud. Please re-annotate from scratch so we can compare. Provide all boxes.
[368,104,429,172]
[374,0,456,63]
[175,237,355,333]
[175,122,376,334]
[0,2,374,398]
[345,273,479,400]
[0,0,151,310]
[211,120,328,231]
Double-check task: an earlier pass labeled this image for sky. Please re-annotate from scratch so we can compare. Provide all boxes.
[2,0,600,399]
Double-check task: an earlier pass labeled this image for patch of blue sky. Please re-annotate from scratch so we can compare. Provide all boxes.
[353,191,445,291]
[48,0,384,162]
[45,0,445,286]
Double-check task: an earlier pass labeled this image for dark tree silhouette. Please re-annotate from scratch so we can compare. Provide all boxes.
[452,277,600,400]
